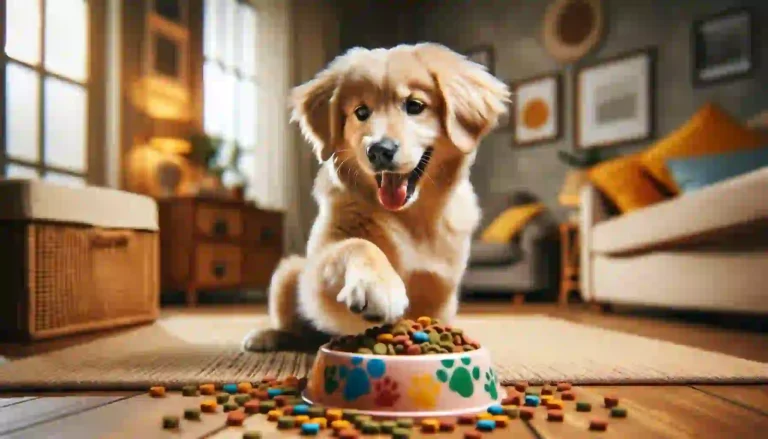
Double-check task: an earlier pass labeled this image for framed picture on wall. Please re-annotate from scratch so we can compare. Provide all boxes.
[692,8,754,87]
[574,48,656,150]
[465,45,495,75]
[510,73,562,146]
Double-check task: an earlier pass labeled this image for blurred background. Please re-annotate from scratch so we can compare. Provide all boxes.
[1,0,766,312]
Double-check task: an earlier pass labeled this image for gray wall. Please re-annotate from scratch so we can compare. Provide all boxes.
[338,0,768,219]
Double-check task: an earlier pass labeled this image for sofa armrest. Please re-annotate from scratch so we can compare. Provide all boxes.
[579,183,609,302]
[519,216,558,290]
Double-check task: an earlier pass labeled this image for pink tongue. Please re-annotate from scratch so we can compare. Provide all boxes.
[378,174,408,210]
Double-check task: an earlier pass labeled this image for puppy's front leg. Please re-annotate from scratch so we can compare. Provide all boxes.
[299,238,408,335]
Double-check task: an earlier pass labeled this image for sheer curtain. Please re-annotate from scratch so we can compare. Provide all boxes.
[250,0,339,255]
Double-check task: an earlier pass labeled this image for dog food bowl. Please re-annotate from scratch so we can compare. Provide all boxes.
[303,344,503,417]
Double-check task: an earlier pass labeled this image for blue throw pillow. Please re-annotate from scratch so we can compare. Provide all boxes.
[666,146,768,193]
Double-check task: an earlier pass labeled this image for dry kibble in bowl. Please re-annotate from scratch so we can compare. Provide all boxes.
[326,316,481,355]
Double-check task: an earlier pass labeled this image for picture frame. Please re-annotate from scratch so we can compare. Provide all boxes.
[144,0,190,88]
[510,73,563,146]
[574,47,656,150]
[692,8,755,87]
[464,45,495,75]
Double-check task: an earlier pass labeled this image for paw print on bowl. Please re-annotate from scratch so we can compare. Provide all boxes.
[484,368,499,400]
[435,356,481,398]
[373,376,400,407]
[328,355,386,401]
[407,373,441,410]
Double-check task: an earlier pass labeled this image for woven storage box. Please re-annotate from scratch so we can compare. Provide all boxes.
[0,180,160,341]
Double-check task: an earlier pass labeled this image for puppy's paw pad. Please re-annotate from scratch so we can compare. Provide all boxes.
[339,268,409,322]
[241,328,281,352]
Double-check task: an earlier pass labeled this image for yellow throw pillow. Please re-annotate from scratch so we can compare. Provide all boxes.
[641,102,766,193]
[480,203,544,244]
[588,154,667,213]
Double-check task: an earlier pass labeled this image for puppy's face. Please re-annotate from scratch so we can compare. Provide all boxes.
[292,44,510,211]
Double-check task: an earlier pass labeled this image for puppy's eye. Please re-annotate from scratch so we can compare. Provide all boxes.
[353,105,371,121]
[404,99,426,115]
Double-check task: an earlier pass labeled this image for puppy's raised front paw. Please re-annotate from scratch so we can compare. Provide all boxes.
[241,328,281,352]
[337,267,408,323]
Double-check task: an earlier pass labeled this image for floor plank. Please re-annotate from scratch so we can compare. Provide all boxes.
[0,397,38,409]
[527,385,768,439]
[692,385,768,416]
[0,395,132,436]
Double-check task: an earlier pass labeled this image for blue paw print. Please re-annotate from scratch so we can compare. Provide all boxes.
[338,356,386,401]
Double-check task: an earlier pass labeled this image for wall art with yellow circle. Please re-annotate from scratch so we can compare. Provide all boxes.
[512,73,562,146]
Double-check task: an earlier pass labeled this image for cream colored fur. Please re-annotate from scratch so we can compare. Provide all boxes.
[242,43,509,351]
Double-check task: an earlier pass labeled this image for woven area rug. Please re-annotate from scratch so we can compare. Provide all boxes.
[1,315,767,391]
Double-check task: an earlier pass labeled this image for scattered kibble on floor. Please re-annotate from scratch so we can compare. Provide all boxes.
[149,376,625,436]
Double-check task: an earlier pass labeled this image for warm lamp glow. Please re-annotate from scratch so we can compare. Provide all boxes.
[559,169,589,207]
[149,137,192,154]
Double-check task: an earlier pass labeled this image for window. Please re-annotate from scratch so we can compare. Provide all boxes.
[1,0,92,187]
[202,0,257,198]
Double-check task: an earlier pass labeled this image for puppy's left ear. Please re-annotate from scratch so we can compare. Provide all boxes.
[415,44,510,153]
[290,67,341,163]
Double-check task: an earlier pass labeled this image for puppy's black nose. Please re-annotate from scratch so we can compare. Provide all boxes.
[366,137,399,170]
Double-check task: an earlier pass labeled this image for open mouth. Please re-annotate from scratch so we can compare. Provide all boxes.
[374,147,433,211]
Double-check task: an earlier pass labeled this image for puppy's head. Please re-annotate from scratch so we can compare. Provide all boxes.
[291,43,509,211]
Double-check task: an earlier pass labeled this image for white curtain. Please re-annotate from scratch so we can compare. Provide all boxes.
[249,0,339,255]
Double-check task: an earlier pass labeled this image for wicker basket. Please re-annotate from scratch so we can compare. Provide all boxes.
[0,180,159,341]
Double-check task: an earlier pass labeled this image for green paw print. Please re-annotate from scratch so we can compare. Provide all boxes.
[484,368,498,400]
[324,365,343,394]
[435,356,481,398]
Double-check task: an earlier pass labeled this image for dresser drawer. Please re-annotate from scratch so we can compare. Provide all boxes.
[243,248,282,288]
[195,205,243,239]
[243,210,283,247]
[195,244,242,287]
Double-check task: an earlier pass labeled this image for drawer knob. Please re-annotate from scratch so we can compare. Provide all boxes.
[260,227,275,241]
[212,219,229,237]
[212,261,227,279]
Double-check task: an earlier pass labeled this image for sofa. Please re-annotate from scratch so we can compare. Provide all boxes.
[580,167,768,314]
[461,192,560,302]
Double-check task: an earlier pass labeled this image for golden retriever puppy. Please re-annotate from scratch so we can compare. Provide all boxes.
[242,43,509,351]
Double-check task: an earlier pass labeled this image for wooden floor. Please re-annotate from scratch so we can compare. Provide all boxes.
[1,303,767,438]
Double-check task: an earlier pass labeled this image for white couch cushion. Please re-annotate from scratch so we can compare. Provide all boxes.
[0,179,158,230]
[592,167,768,255]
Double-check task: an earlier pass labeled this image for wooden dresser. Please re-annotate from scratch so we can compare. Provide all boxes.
[159,197,283,306]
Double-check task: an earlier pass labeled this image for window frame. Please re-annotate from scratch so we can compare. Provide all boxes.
[0,0,107,185]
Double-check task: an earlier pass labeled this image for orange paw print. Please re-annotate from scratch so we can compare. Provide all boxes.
[407,373,441,410]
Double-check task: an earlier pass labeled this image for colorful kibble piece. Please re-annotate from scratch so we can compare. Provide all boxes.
[556,382,572,391]
[396,418,414,429]
[227,410,246,426]
[590,419,608,431]
[547,410,565,422]
[463,432,482,439]
[514,381,528,392]
[524,394,540,407]
[604,395,619,408]
[520,407,535,420]
[503,406,519,419]
[392,427,411,439]
[416,316,432,327]
[326,409,343,421]
[223,402,239,412]
[267,409,283,421]
[546,399,564,410]
[353,414,372,429]
[223,383,238,394]
[309,417,328,429]
[162,415,179,429]
[149,386,166,398]
[492,415,509,427]
[277,416,295,429]
[259,401,276,414]
[184,407,201,421]
[243,400,261,414]
[182,385,199,397]
[561,390,576,401]
[294,415,311,426]
[362,420,381,434]
[611,407,628,418]
[487,404,504,415]
[439,420,456,432]
[503,394,522,406]
[300,423,320,435]
[338,429,360,439]
[331,420,351,432]
[421,418,439,433]
[342,410,359,422]
[242,432,262,439]
[237,382,253,393]
[380,420,397,434]
[457,414,477,425]
[199,383,216,395]
[476,419,496,431]
[293,404,310,415]
[216,393,230,404]
[576,401,592,412]
[201,400,217,413]
[307,406,325,418]
[477,412,493,421]
[541,386,554,395]
[267,388,283,399]
[411,331,429,344]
